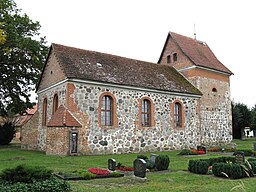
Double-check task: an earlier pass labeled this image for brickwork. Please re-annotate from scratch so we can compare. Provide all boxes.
[21,111,39,150]
[158,32,233,146]
[37,53,66,92]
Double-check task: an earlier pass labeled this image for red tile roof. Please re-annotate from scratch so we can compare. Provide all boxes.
[49,43,201,96]
[158,32,233,75]
[47,105,82,127]
[15,104,38,127]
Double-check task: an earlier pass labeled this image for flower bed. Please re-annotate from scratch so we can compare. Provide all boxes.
[178,149,206,155]
[116,166,134,172]
[116,163,134,172]
[55,168,124,181]
[88,168,110,176]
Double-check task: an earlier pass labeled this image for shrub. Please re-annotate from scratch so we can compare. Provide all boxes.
[188,160,209,174]
[0,164,53,183]
[212,163,244,179]
[155,155,170,171]
[178,149,197,155]
[0,179,71,192]
[207,156,236,166]
[0,122,15,145]
[137,155,148,160]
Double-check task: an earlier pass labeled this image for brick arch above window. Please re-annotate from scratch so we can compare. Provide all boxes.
[98,92,118,129]
[42,97,48,126]
[52,93,59,115]
[138,96,155,129]
[170,100,185,129]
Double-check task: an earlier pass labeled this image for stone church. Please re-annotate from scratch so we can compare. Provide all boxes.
[21,32,233,155]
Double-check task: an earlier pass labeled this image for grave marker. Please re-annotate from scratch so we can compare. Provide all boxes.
[134,158,146,178]
[150,154,159,164]
[235,152,245,163]
[108,158,116,171]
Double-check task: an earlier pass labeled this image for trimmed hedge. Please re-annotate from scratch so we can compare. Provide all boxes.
[188,156,236,175]
[188,160,209,174]
[212,163,243,179]
[155,155,170,171]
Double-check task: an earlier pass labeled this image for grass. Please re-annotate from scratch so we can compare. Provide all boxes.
[1,138,256,191]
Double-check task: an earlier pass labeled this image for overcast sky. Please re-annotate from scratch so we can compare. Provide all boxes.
[15,0,256,108]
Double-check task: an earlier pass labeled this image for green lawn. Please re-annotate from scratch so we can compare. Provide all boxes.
[1,139,256,192]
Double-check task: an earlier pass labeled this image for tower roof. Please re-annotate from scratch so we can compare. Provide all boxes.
[158,32,233,75]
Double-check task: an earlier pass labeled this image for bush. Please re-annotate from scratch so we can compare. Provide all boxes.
[178,149,197,155]
[0,164,53,183]
[0,122,15,145]
[155,155,170,171]
[212,163,244,179]
[188,160,209,174]
[207,156,236,166]
[0,179,71,192]
[137,155,148,160]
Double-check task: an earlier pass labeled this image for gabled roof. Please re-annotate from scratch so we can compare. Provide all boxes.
[47,105,82,127]
[45,43,201,96]
[15,104,38,127]
[158,32,233,75]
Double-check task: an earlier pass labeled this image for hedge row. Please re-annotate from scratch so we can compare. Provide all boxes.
[188,156,237,174]
[188,157,256,179]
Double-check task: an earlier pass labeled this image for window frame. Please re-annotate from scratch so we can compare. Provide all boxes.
[101,95,113,126]
[141,99,151,127]
[42,98,47,126]
[171,100,184,129]
[98,92,118,128]
[174,102,182,128]
[52,94,59,115]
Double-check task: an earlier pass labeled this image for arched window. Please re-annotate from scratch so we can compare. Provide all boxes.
[141,99,151,127]
[101,95,113,126]
[42,98,47,126]
[174,102,182,128]
[173,53,178,62]
[52,94,58,114]
[167,55,171,64]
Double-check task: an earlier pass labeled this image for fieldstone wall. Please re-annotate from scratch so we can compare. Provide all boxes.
[38,79,231,155]
[198,77,232,145]
[73,82,201,155]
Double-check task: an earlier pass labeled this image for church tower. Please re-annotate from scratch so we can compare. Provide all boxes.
[158,32,233,145]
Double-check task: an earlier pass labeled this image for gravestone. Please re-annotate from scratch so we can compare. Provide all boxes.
[108,158,116,171]
[235,152,245,163]
[134,158,146,178]
[150,154,159,164]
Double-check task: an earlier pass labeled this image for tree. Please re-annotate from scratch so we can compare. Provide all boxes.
[0,122,15,145]
[0,0,49,116]
[232,102,252,139]
[250,104,256,131]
